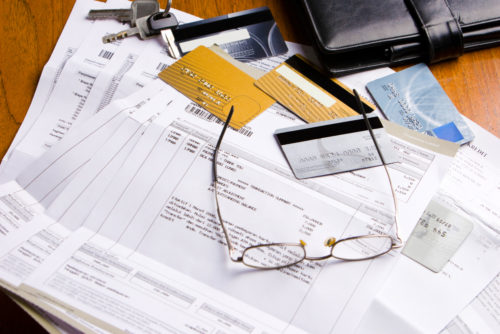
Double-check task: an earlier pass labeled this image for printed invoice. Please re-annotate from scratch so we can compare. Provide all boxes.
[0,78,458,333]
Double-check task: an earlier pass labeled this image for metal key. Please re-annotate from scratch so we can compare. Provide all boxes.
[102,11,178,44]
[88,0,159,27]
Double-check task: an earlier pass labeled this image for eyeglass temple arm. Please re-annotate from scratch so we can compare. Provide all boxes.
[213,106,242,260]
[353,90,403,246]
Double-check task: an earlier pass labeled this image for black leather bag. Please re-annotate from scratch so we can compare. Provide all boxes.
[299,0,500,76]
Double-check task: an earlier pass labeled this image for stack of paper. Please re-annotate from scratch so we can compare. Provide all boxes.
[0,1,498,333]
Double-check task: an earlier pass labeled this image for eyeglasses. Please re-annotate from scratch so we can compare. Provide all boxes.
[212,90,403,269]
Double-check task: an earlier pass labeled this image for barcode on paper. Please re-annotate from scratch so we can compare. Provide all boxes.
[98,49,114,60]
[156,62,169,72]
[185,104,253,137]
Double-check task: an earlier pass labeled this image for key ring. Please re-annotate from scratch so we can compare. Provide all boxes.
[162,0,172,17]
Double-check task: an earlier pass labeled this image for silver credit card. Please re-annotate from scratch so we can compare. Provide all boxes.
[403,198,473,272]
[164,7,288,61]
[275,114,399,179]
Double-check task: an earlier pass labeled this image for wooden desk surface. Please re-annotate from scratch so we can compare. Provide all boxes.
[0,0,498,332]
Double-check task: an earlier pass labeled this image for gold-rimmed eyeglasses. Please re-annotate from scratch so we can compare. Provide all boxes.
[212,90,403,269]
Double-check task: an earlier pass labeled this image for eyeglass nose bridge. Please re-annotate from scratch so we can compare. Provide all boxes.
[301,237,337,262]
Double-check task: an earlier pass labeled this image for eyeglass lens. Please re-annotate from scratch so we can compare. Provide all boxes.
[242,244,306,269]
[330,235,393,261]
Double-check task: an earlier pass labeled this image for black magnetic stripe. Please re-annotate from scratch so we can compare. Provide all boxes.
[172,7,273,40]
[276,117,383,145]
[284,56,374,113]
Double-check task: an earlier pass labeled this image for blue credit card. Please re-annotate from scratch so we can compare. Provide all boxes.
[366,63,474,145]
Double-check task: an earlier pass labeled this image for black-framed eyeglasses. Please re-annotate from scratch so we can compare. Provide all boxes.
[212,90,403,269]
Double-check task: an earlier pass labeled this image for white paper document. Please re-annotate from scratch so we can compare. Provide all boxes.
[356,119,500,334]
[0,0,102,181]
[0,1,199,183]
[442,273,500,334]
[0,79,170,287]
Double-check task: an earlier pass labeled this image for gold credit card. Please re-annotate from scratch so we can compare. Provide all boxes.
[158,46,274,129]
[255,55,374,123]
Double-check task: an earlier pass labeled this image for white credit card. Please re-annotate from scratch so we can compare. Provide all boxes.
[402,198,474,272]
[274,114,399,179]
